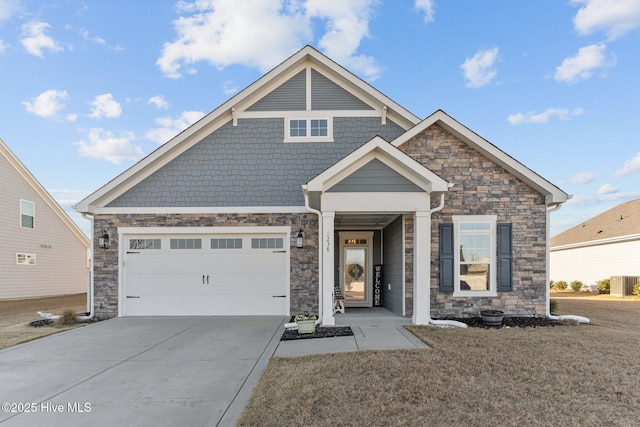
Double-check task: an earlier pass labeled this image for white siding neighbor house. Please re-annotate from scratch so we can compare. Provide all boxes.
[0,138,90,300]
[550,199,640,287]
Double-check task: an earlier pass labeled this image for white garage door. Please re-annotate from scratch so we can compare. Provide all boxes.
[122,233,289,316]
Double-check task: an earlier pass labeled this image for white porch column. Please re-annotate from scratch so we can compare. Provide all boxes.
[321,211,336,326]
[413,211,431,325]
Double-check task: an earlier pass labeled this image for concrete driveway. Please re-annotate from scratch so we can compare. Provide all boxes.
[0,316,285,427]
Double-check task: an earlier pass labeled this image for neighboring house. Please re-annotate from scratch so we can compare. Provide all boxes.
[0,138,90,300]
[550,199,640,286]
[75,46,568,324]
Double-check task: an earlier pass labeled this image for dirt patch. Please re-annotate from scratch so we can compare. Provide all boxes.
[0,294,89,350]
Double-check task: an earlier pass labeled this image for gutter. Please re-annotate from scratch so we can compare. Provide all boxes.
[301,185,324,326]
[546,203,590,324]
[40,213,95,322]
[425,192,467,328]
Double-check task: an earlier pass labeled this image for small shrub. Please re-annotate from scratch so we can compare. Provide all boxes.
[554,280,568,290]
[549,280,555,289]
[597,279,610,294]
[550,299,558,314]
[570,280,584,292]
[633,282,640,298]
[57,309,77,326]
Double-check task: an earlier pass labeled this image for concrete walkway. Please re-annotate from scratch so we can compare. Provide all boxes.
[0,309,426,427]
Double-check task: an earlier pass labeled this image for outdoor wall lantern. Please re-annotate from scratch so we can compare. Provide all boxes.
[296,229,304,248]
[98,229,110,249]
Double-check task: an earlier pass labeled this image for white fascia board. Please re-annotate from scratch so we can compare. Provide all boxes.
[119,226,292,236]
[93,206,308,215]
[392,110,569,205]
[322,192,432,212]
[1,138,90,247]
[550,233,640,251]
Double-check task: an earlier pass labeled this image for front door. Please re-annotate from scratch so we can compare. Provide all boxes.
[339,232,373,307]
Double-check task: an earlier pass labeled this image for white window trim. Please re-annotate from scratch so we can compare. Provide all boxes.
[20,199,35,229]
[452,215,497,297]
[284,116,334,143]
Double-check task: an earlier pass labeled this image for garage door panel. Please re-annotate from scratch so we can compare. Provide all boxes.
[123,233,289,316]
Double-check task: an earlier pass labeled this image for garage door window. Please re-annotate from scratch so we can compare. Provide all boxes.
[130,239,161,250]
[170,238,202,249]
[251,238,284,249]
[211,238,242,249]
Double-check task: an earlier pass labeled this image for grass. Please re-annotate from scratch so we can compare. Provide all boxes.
[0,294,88,350]
[239,293,640,426]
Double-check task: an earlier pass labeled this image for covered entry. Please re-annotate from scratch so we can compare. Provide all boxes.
[303,137,449,326]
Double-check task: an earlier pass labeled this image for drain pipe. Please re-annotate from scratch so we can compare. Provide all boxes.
[40,213,95,322]
[425,192,467,328]
[545,202,589,324]
[281,186,323,330]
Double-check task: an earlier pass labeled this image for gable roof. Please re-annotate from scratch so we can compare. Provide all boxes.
[75,46,420,213]
[551,199,640,248]
[391,110,570,205]
[0,138,90,247]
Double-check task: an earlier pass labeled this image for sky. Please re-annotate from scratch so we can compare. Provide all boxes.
[1,0,639,238]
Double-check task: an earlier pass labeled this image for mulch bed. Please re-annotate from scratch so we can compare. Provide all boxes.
[442,317,566,329]
[281,326,354,341]
[29,319,55,327]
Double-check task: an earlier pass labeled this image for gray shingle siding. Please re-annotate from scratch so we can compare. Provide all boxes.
[311,70,373,110]
[328,158,423,193]
[108,117,406,207]
[246,70,306,111]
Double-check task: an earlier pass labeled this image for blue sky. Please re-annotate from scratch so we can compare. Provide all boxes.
[1,0,639,237]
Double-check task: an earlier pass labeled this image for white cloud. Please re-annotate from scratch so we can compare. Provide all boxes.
[597,183,617,195]
[148,95,169,110]
[79,28,106,45]
[571,0,640,40]
[145,110,205,144]
[507,107,584,125]
[157,0,381,81]
[460,47,499,88]
[567,189,640,207]
[89,93,122,118]
[22,89,68,118]
[614,152,640,177]
[415,0,435,23]
[66,113,77,122]
[20,21,63,57]
[75,128,142,164]
[222,80,238,95]
[569,171,597,185]
[554,44,614,84]
[0,0,22,22]
[0,38,6,54]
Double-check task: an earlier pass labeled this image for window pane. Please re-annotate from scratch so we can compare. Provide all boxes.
[459,235,490,262]
[290,120,306,137]
[21,215,34,228]
[460,265,489,291]
[311,119,328,136]
[460,222,490,231]
[21,201,34,215]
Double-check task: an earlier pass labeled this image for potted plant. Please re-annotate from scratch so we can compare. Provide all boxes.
[480,310,504,326]
[295,314,318,334]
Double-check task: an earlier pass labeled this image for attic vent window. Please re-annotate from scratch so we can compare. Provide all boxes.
[284,117,333,143]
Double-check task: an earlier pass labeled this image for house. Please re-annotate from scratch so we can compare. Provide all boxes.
[550,199,640,287]
[75,46,568,324]
[0,138,90,300]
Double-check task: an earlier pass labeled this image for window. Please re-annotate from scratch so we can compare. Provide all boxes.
[211,238,242,249]
[130,239,161,250]
[453,216,496,296]
[17,253,36,265]
[285,118,333,142]
[251,238,284,249]
[20,200,34,229]
[170,238,202,249]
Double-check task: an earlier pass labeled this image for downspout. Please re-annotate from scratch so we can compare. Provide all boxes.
[39,212,95,322]
[546,202,590,324]
[283,185,323,330]
[425,192,468,328]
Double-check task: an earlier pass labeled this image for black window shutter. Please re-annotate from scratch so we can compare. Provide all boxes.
[439,223,454,292]
[497,223,513,292]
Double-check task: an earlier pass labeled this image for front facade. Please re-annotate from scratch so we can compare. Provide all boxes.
[76,46,568,323]
[0,138,90,300]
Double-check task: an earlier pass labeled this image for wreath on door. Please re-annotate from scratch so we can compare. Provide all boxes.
[348,263,364,281]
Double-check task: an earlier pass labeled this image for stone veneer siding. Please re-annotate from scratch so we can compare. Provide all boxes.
[92,213,318,319]
[399,124,548,317]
